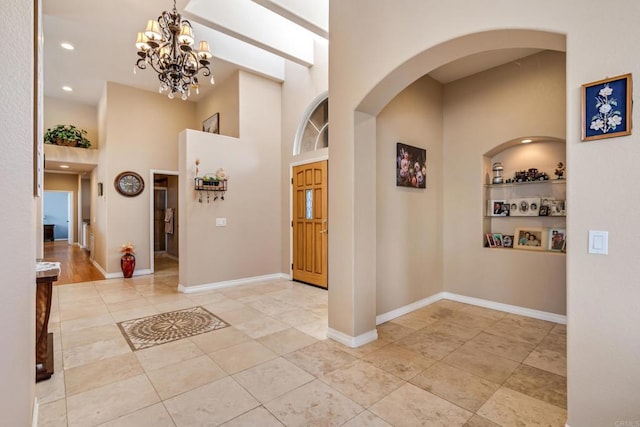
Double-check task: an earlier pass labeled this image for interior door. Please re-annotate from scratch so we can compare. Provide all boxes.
[292,160,328,288]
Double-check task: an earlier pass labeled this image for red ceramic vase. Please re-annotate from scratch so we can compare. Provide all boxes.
[121,253,136,278]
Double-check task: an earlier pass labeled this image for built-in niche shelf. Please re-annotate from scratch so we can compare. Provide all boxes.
[483,138,566,252]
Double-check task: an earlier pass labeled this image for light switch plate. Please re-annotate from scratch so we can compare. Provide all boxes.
[216,218,227,227]
[588,230,608,255]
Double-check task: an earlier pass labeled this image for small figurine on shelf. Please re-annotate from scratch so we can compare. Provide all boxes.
[555,162,565,179]
[491,162,504,184]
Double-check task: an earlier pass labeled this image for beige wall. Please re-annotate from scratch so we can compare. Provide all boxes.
[179,71,282,287]
[1,0,35,423]
[376,75,444,314]
[44,172,81,243]
[443,51,566,314]
[196,72,240,138]
[330,1,640,424]
[44,96,99,148]
[100,82,197,274]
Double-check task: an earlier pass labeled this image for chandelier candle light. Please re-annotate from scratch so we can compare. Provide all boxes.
[134,0,214,100]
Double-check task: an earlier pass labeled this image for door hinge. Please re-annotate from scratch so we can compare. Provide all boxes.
[291,178,293,184]
[291,220,293,227]
[291,263,294,270]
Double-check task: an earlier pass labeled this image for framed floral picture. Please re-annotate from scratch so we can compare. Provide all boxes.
[396,143,426,188]
[581,73,632,141]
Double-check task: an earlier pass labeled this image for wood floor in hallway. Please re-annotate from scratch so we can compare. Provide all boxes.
[43,241,104,285]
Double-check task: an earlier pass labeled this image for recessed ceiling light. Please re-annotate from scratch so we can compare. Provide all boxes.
[59,165,70,169]
[60,42,74,50]
[521,139,533,144]
[62,86,73,92]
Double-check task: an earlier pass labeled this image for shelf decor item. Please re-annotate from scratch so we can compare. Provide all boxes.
[120,242,136,278]
[581,73,632,141]
[513,227,546,251]
[488,200,509,216]
[502,235,514,248]
[548,228,566,252]
[396,142,426,189]
[510,198,541,217]
[491,162,504,184]
[44,124,91,148]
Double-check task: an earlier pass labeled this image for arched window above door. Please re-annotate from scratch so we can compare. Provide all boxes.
[294,93,328,155]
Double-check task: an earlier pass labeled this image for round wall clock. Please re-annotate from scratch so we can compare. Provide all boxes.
[114,171,145,197]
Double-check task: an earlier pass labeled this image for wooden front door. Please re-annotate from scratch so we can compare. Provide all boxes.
[292,160,328,288]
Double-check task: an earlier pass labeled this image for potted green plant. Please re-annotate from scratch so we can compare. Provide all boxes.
[44,124,91,148]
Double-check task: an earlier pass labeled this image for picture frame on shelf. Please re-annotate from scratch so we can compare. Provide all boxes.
[488,200,509,216]
[502,235,514,248]
[202,113,220,134]
[513,227,546,250]
[396,142,426,188]
[510,198,541,217]
[581,73,632,142]
[492,233,503,247]
[548,228,566,251]
[550,200,566,216]
[486,233,496,248]
[539,205,550,216]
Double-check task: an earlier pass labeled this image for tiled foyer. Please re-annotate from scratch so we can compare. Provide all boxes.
[37,262,567,426]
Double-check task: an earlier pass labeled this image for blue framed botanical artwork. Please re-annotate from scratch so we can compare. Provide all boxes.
[581,73,632,141]
[396,142,426,188]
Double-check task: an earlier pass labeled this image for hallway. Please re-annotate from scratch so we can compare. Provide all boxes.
[43,242,104,285]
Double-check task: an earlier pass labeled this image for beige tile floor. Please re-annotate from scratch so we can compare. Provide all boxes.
[38,261,567,426]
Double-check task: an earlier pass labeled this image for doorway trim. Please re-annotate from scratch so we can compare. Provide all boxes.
[289,154,329,281]
[149,169,178,274]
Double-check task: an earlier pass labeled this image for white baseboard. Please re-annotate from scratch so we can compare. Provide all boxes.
[91,259,107,278]
[375,291,566,325]
[443,292,567,324]
[32,397,39,427]
[327,327,378,348]
[376,292,445,325]
[178,273,290,294]
[103,268,152,279]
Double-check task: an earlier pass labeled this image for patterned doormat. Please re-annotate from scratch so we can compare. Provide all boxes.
[117,306,229,351]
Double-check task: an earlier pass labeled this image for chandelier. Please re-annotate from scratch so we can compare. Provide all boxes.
[134,0,214,100]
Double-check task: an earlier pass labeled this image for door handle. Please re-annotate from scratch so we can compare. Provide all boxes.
[320,219,328,234]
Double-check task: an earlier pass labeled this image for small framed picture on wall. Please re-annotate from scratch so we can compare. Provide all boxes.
[396,143,426,189]
[581,73,632,141]
[202,113,220,134]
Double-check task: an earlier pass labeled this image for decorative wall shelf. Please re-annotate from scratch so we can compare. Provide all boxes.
[194,178,227,203]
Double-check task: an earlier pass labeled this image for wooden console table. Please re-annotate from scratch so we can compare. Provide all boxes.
[35,262,60,382]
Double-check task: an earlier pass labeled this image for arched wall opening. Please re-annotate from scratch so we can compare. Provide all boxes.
[343,28,567,336]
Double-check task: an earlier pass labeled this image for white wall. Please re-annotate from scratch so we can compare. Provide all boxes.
[0,0,36,423]
[376,75,444,315]
[329,1,640,424]
[179,71,283,288]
